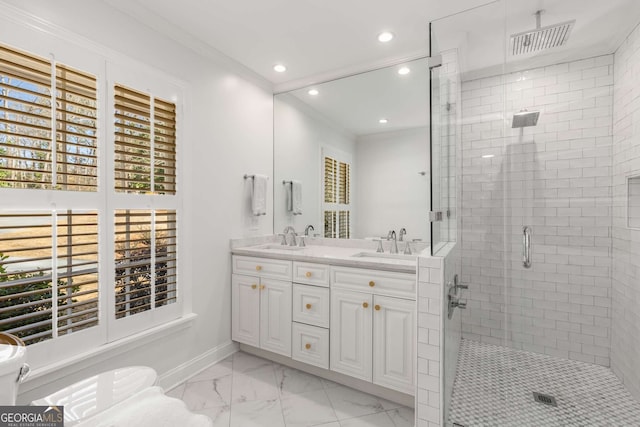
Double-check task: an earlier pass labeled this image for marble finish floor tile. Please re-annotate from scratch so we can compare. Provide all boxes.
[182,374,233,411]
[275,365,326,396]
[449,339,640,426]
[230,399,285,427]
[339,412,395,427]
[169,351,414,427]
[326,384,401,420]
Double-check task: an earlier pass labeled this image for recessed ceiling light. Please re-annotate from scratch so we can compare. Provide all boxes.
[398,67,410,75]
[377,32,394,43]
[308,89,319,96]
[482,154,495,159]
[273,64,287,73]
[379,118,388,124]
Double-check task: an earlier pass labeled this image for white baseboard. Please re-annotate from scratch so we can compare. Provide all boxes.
[159,340,239,391]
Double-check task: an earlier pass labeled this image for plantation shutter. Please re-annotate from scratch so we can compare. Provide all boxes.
[56,211,99,336]
[154,210,177,307]
[114,85,152,193]
[0,211,98,345]
[114,85,177,194]
[115,210,177,319]
[153,99,176,194]
[322,152,351,239]
[0,44,98,191]
[55,65,98,191]
[0,45,53,189]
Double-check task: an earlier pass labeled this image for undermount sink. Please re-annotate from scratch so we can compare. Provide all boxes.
[257,244,305,251]
[351,252,417,262]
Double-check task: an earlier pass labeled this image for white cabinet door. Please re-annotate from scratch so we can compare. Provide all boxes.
[330,289,372,381]
[372,295,415,394]
[259,278,292,357]
[232,274,260,347]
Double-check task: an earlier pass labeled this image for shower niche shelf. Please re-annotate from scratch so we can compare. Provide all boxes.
[629,175,640,230]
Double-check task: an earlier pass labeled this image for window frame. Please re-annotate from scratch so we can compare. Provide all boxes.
[0,26,187,370]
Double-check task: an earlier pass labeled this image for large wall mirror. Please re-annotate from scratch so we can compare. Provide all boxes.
[274,58,430,242]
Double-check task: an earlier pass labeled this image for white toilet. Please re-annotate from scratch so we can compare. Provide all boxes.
[0,333,212,427]
[0,333,29,405]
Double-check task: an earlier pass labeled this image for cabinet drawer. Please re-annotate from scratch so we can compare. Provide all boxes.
[292,322,329,369]
[233,256,292,280]
[293,262,330,287]
[292,284,330,328]
[331,267,416,299]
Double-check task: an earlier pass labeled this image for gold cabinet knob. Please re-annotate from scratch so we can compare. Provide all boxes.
[305,343,311,350]
[363,302,369,308]
[305,271,312,278]
[306,303,312,310]
[375,305,381,311]
[369,281,375,287]
[251,284,257,289]
[259,284,266,290]
[256,265,262,271]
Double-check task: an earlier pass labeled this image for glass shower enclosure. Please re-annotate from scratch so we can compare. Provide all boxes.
[430,1,640,425]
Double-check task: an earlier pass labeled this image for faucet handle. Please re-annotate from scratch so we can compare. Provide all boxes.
[403,242,412,255]
[277,233,287,245]
[374,239,384,253]
[298,235,306,247]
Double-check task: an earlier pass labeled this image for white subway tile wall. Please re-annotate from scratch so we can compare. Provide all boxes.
[416,255,444,427]
[611,21,640,402]
[459,54,615,366]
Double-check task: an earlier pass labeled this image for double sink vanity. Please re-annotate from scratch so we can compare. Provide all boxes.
[231,238,425,399]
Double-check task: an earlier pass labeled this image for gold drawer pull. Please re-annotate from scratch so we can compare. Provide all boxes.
[306,303,312,310]
[259,285,266,290]
[375,305,381,311]
[363,302,369,308]
[251,284,257,290]
[305,343,311,350]
[305,271,312,278]
[256,265,262,271]
[369,281,375,287]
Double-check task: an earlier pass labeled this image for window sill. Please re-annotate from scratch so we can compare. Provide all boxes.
[25,313,197,384]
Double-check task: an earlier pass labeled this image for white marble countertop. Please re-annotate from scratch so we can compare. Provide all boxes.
[231,236,430,273]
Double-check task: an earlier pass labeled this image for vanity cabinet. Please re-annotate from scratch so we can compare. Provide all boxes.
[330,267,416,394]
[232,256,292,357]
[231,252,415,395]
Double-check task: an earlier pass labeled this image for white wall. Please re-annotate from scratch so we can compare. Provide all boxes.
[1,0,274,402]
[354,127,429,242]
[273,94,355,235]
[460,55,614,366]
[611,20,640,401]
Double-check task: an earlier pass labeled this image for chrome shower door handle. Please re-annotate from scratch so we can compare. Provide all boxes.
[523,226,532,268]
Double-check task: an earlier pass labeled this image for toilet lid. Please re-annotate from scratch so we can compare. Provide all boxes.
[31,366,157,425]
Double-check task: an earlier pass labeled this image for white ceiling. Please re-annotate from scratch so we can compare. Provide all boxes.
[103,0,492,88]
[104,0,640,88]
[101,0,639,136]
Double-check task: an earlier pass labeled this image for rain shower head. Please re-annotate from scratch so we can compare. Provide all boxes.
[510,10,575,56]
[512,109,540,128]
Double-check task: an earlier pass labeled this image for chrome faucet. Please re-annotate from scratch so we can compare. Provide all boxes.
[387,230,398,254]
[399,228,406,242]
[283,226,297,246]
[304,224,315,236]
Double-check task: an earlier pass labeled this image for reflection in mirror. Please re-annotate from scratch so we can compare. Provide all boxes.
[274,58,430,242]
